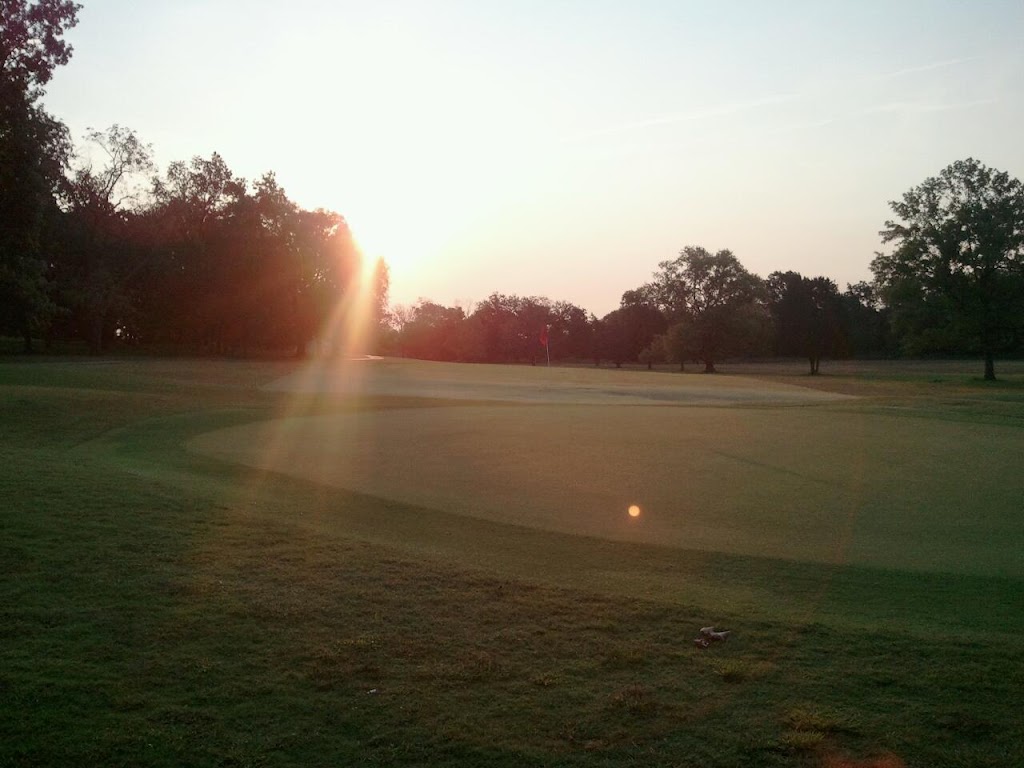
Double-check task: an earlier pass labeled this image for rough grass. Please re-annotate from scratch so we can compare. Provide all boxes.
[2,357,1023,767]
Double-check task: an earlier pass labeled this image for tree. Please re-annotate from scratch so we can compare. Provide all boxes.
[147,152,247,349]
[399,301,466,361]
[289,207,366,357]
[637,339,664,370]
[512,296,553,365]
[464,293,585,364]
[1,1,81,97]
[466,292,519,362]
[142,154,374,357]
[368,257,390,347]
[598,292,666,368]
[548,300,593,361]
[59,125,155,352]
[649,246,762,372]
[766,271,842,374]
[0,0,79,349]
[873,159,1024,380]
[837,281,892,358]
[659,321,694,371]
[0,96,67,348]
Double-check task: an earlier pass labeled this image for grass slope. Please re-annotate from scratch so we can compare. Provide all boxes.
[2,358,1023,767]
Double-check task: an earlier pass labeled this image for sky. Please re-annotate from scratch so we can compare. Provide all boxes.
[45,0,1024,317]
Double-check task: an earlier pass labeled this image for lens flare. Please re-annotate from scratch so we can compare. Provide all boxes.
[628,504,641,518]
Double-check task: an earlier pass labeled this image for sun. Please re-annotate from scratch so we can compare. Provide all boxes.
[329,118,508,296]
[347,205,433,279]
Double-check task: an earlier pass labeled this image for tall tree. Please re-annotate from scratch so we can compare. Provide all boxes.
[837,281,892,358]
[1,0,81,96]
[659,320,694,371]
[399,300,466,361]
[766,271,841,374]
[59,125,155,352]
[548,300,593,361]
[513,296,553,365]
[288,205,364,357]
[873,159,1024,380]
[0,0,79,349]
[148,152,247,349]
[0,96,67,348]
[649,246,762,372]
[598,292,666,368]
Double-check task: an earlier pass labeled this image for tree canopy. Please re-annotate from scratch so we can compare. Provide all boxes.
[0,0,79,349]
[872,158,1024,380]
[598,298,666,369]
[647,246,764,372]
[1,0,81,95]
[766,271,842,375]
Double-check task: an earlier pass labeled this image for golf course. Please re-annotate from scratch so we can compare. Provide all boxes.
[2,356,1022,767]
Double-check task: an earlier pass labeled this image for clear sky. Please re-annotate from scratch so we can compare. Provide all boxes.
[45,0,1024,317]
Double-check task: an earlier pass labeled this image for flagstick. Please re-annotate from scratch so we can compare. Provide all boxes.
[546,340,550,367]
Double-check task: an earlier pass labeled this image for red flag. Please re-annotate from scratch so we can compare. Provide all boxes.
[539,326,549,347]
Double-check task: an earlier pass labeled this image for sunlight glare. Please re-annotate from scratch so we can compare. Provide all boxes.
[318,250,377,359]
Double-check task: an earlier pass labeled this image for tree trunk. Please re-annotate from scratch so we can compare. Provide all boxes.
[984,350,996,381]
[679,360,685,372]
[703,360,716,373]
[22,327,33,354]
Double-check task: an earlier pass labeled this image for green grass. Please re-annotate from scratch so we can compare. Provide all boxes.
[2,358,1023,767]
[191,403,1024,578]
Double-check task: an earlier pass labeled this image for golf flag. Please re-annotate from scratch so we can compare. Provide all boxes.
[539,326,549,348]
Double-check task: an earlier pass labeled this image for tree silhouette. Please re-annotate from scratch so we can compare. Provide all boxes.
[599,294,666,368]
[0,0,79,349]
[766,271,842,374]
[60,125,154,352]
[873,159,1024,380]
[649,246,762,373]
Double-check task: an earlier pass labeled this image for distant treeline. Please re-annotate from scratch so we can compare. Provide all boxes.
[385,157,1024,377]
[381,256,892,373]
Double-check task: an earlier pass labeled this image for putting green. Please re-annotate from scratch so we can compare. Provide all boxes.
[190,401,1023,578]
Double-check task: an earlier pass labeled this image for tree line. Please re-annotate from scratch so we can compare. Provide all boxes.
[4,2,1023,377]
[380,253,892,374]
[383,151,1024,380]
[2,1,383,357]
